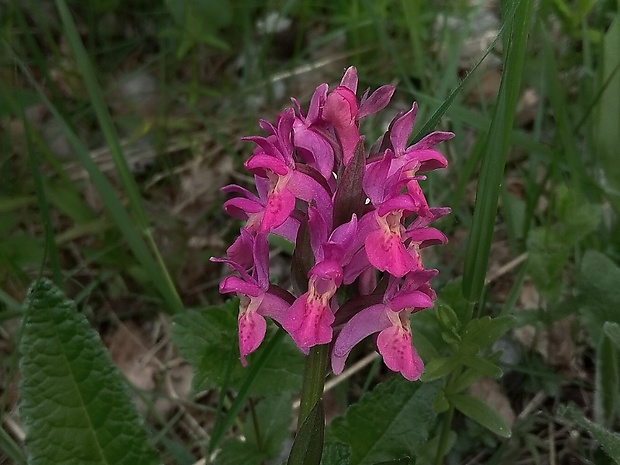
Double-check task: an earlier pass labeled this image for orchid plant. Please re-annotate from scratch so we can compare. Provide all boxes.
[213,66,452,460]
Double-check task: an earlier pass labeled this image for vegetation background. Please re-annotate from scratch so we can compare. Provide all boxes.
[1,0,620,464]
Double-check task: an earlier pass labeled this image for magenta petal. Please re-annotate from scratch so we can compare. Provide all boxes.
[389,290,434,312]
[377,325,424,381]
[245,153,289,176]
[220,276,261,297]
[283,293,334,349]
[405,227,448,247]
[411,131,454,150]
[258,292,292,326]
[307,83,328,123]
[224,197,262,219]
[358,85,395,119]
[340,66,358,93]
[260,188,296,233]
[238,310,267,366]
[331,304,391,374]
[365,230,417,278]
[226,232,254,270]
[402,148,448,172]
[390,103,417,155]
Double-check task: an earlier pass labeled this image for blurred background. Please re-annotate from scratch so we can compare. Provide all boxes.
[1,0,619,463]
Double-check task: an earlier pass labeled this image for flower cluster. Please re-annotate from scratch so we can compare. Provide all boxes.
[213,67,452,381]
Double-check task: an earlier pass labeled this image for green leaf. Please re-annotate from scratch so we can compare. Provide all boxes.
[527,186,601,299]
[171,302,240,390]
[288,401,325,465]
[462,0,534,302]
[19,278,159,465]
[594,11,620,214]
[420,356,460,382]
[461,316,515,350]
[321,442,351,465]
[578,251,620,346]
[328,378,438,465]
[449,393,511,438]
[171,303,303,394]
[595,331,620,427]
[437,279,469,324]
[560,403,620,465]
[460,354,503,380]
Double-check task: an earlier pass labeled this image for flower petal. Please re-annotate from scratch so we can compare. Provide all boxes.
[238,308,267,366]
[377,324,424,381]
[331,304,391,374]
[365,229,417,278]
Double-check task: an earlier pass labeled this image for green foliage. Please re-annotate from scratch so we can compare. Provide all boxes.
[327,378,438,464]
[164,0,233,57]
[215,395,292,465]
[321,442,351,465]
[449,394,511,438]
[171,301,304,394]
[19,278,159,465]
[595,329,620,427]
[527,185,601,300]
[560,403,620,465]
[288,401,325,465]
[577,251,620,345]
[594,10,620,213]
[462,0,534,303]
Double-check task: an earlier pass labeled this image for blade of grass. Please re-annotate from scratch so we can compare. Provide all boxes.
[0,426,25,465]
[22,113,63,286]
[5,45,183,314]
[540,24,590,195]
[54,0,183,313]
[462,0,534,303]
[411,0,521,142]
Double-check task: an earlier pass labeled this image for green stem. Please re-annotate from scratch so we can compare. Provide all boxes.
[297,344,330,427]
[434,404,454,465]
[434,368,461,465]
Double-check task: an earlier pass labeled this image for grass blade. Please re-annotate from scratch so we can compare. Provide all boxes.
[54,0,183,313]
[462,0,534,303]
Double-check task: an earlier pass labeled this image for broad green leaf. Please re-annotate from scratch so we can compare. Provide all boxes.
[594,331,619,427]
[19,278,159,465]
[578,251,620,346]
[321,442,350,465]
[560,404,620,465]
[450,393,511,438]
[288,401,325,465]
[171,303,303,394]
[328,378,438,465]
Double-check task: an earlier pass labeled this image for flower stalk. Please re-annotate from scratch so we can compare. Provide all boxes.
[297,344,330,427]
